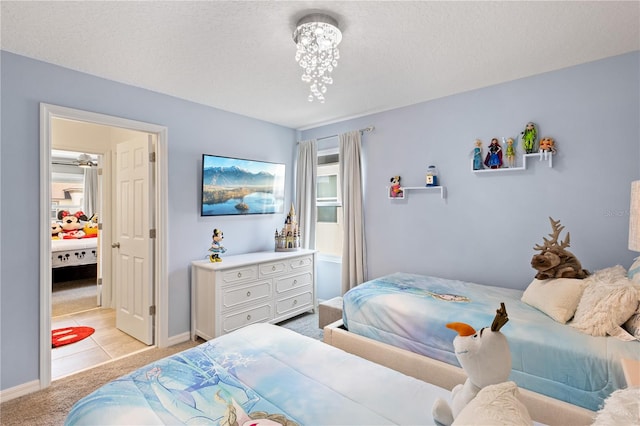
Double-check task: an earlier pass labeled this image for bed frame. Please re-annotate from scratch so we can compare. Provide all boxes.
[51,238,98,282]
[324,320,596,426]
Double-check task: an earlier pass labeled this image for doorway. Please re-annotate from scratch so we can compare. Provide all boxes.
[39,103,170,390]
[49,148,148,379]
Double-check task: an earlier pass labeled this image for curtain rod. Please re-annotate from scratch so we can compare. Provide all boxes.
[298,125,375,144]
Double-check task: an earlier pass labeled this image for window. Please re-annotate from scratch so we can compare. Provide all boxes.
[315,150,343,257]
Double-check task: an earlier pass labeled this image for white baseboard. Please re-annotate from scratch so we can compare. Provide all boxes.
[0,379,40,403]
[166,331,191,347]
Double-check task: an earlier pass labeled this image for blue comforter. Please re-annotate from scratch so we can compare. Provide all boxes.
[66,323,452,425]
[342,272,640,411]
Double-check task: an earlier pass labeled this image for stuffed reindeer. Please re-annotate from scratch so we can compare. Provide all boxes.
[531,217,589,280]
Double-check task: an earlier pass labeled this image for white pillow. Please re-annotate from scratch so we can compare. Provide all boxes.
[628,256,640,284]
[590,264,628,281]
[521,278,587,323]
[453,381,532,426]
[592,387,640,426]
[570,267,638,337]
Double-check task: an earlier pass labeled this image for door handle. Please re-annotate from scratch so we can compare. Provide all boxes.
[111,242,120,248]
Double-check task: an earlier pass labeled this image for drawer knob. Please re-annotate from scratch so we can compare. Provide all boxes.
[272,266,276,271]
[293,299,298,305]
[237,272,242,278]
[246,291,251,297]
[247,314,252,321]
[293,279,297,285]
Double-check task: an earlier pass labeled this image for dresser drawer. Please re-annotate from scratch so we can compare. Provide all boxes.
[222,304,272,334]
[275,271,313,294]
[259,260,288,277]
[222,280,271,311]
[221,265,258,285]
[289,255,313,271]
[276,291,313,316]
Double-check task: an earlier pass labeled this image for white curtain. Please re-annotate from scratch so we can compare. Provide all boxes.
[339,130,367,294]
[83,167,98,218]
[295,139,317,249]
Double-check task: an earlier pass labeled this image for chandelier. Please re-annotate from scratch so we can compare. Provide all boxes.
[293,13,342,103]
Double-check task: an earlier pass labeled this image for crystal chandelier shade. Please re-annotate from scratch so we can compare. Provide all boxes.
[293,13,342,103]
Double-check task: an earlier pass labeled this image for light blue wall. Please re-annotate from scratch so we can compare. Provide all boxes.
[303,52,640,290]
[0,51,296,391]
[2,50,638,393]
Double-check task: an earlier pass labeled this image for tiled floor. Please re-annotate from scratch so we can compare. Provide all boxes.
[51,308,150,380]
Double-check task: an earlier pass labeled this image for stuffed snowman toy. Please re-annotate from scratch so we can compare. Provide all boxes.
[432,303,512,426]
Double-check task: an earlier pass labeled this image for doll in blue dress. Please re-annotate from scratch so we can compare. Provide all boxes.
[484,138,503,169]
[473,139,483,170]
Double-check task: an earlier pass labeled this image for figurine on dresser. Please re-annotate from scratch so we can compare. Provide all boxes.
[208,228,227,262]
[275,204,301,251]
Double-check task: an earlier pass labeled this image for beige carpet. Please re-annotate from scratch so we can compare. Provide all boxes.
[0,340,199,426]
[52,278,98,317]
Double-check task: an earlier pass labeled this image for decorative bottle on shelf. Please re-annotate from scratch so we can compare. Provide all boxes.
[426,165,438,187]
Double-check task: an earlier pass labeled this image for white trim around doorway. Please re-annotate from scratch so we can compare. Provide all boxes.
[39,103,169,390]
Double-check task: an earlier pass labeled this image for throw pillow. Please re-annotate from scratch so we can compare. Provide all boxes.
[628,256,640,284]
[570,267,638,337]
[452,381,532,426]
[623,307,640,338]
[521,278,587,323]
[592,387,640,426]
[590,264,628,281]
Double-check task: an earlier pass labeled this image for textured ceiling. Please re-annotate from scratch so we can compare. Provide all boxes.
[2,1,638,129]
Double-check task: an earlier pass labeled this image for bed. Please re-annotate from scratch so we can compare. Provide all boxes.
[65,323,492,425]
[328,272,640,419]
[51,238,98,268]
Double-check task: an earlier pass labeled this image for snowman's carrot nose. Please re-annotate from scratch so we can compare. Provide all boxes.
[446,322,476,337]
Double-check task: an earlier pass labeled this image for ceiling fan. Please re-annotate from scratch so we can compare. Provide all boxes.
[75,153,97,168]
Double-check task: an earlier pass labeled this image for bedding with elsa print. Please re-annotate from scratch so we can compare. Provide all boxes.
[341,272,640,412]
[65,323,455,425]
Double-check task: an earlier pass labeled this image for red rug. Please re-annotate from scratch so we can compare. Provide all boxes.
[52,326,95,348]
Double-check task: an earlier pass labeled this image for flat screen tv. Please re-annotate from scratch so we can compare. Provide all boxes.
[201,154,286,216]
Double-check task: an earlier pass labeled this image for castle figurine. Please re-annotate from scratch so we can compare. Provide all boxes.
[275,203,301,251]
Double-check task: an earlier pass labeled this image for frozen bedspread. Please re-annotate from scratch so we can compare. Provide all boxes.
[342,272,640,412]
[66,323,453,425]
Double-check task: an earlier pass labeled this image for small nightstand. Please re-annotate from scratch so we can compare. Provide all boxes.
[621,358,640,387]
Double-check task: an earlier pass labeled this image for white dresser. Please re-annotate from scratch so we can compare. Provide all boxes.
[191,249,317,340]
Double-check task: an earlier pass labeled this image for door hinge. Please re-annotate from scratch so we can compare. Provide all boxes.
[97,168,103,175]
[149,229,156,239]
[149,305,156,316]
[149,152,156,163]
[97,223,103,230]
[97,278,103,285]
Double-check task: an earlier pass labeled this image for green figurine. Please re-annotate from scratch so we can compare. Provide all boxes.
[520,122,537,154]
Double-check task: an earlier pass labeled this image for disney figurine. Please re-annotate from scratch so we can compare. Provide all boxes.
[505,137,516,168]
[389,176,403,198]
[484,138,503,169]
[538,137,556,160]
[472,139,483,170]
[520,122,537,154]
[208,228,227,262]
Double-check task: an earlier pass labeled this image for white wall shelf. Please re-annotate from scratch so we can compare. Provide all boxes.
[471,153,553,173]
[387,185,446,200]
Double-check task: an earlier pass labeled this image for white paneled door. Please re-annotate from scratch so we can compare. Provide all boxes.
[114,136,154,345]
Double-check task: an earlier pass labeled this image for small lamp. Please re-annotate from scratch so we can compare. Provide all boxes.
[629,180,640,251]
